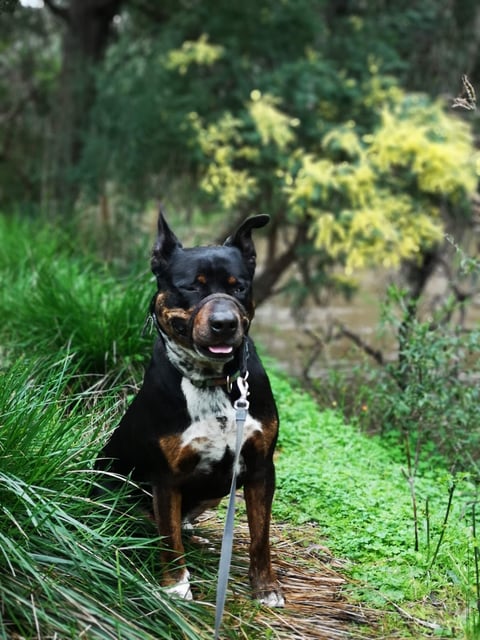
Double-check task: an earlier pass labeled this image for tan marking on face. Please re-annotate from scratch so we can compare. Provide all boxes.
[154,292,193,347]
[227,275,237,286]
[192,302,217,344]
[196,274,207,285]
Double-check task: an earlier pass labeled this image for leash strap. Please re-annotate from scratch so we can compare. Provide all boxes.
[214,375,249,639]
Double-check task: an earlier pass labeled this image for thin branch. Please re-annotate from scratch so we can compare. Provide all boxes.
[452,74,476,110]
[401,458,419,552]
[254,221,309,305]
[473,501,480,616]
[302,329,326,382]
[333,320,384,365]
[429,479,456,570]
[389,602,443,632]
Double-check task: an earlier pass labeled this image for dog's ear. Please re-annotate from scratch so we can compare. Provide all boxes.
[151,208,183,275]
[224,214,269,273]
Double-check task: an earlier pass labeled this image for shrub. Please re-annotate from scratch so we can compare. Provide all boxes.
[354,286,480,474]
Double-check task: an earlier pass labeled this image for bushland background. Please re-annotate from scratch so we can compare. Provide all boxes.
[1,1,480,638]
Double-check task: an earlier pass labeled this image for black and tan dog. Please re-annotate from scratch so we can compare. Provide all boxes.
[96,211,284,607]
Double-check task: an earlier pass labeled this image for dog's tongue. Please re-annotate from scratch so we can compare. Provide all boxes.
[208,345,233,355]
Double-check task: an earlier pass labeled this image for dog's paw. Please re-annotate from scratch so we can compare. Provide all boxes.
[165,570,193,601]
[257,589,285,608]
[190,533,212,547]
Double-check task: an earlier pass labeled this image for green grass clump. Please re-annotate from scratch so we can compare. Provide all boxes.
[0,354,215,639]
[0,215,152,380]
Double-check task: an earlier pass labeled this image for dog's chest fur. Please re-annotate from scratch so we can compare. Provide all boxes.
[180,378,262,472]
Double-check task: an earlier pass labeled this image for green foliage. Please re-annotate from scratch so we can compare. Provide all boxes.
[194,81,477,281]
[0,7,59,211]
[294,96,476,269]
[166,34,225,74]
[271,371,479,633]
[2,0,480,228]
[2,0,479,317]
[347,286,480,474]
[0,215,152,379]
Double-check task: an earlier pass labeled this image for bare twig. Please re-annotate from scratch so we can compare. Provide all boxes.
[473,501,480,616]
[452,74,477,110]
[402,434,419,552]
[333,320,384,365]
[426,496,431,561]
[302,328,326,381]
[389,601,443,632]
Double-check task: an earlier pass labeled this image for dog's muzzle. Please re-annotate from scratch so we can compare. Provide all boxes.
[151,292,250,362]
[190,294,250,360]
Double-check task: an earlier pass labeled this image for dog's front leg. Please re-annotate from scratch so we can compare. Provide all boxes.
[244,461,285,607]
[152,484,192,600]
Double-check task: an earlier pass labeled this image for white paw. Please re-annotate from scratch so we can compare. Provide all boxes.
[258,590,285,608]
[165,570,193,600]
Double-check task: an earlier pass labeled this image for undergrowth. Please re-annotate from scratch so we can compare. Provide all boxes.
[363,285,480,475]
[272,374,479,637]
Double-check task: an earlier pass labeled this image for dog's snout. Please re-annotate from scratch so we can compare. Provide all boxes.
[209,310,239,336]
[192,295,249,356]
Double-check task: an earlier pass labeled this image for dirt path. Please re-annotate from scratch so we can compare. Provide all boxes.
[195,515,377,639]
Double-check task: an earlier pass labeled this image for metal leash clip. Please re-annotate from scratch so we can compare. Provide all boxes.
[233,373,249,411]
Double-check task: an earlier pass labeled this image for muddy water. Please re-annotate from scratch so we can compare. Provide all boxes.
[252,269,480,379]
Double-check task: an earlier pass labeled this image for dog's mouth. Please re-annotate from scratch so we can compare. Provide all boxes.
[208,344,233,355]
[196,342,236,361]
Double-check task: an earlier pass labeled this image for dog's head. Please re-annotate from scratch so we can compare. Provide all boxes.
[150,209,268,366]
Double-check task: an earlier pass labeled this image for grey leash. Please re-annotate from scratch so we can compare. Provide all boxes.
[214,374,249,639]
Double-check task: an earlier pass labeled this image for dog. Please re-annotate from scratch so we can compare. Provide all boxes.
[96,210,284,607]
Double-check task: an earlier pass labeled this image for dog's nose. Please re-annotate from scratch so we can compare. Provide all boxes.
[209,310,239,337]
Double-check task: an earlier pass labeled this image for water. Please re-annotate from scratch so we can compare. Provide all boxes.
[252,269,480,379]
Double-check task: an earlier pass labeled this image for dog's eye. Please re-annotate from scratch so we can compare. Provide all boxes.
[233,284,246,294]
[180,284,200,293]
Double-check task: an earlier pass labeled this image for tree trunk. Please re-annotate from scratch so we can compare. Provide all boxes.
[45,0,122,214]
[254,221,309,304]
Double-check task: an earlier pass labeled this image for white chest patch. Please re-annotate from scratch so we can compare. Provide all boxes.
[181,378,262,473]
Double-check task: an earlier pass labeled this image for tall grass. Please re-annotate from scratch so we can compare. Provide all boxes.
[0,215,152,381]
[0,353,216,639]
